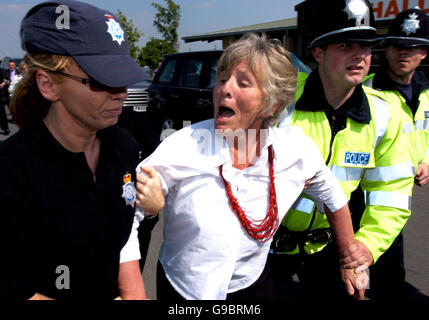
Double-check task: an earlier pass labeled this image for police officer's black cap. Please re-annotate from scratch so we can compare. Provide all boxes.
[20,0,147,88]
[307,0,380,48]
[385,7,429,47]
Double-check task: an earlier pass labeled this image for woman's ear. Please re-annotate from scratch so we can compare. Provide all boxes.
[271,102,281,116]
[261,102,281,119]
[36,70,59,102]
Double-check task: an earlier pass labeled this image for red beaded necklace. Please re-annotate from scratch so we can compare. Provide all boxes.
[219,145,279,242]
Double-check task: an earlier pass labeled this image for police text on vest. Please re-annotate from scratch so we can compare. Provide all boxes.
[344,152,370,165]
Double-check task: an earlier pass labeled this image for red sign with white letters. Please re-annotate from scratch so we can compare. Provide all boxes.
[369,0,429,20]
[370,0,429,20]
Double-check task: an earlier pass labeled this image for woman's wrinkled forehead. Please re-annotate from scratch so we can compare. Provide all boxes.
[218,55,265,84]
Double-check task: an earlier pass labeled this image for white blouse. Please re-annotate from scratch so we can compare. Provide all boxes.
[129,119,347,300]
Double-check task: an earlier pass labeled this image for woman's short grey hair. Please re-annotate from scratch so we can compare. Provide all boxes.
[217,33,297,127]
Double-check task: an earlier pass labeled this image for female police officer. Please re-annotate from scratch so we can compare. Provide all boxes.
[0,0,154,299]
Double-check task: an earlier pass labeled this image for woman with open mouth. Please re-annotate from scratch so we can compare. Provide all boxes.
[133,33,367,300]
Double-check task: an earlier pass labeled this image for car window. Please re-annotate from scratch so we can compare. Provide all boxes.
[183,59,203,88]
[207,59,219,89]
[158,59,177,84]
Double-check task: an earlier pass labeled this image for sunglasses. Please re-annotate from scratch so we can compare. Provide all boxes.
[53,71,125,92]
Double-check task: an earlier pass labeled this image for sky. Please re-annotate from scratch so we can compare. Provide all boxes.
[0,0,302,59]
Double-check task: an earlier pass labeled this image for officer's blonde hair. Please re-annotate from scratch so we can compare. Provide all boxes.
[10,54,74,128]
[217,33,297,127]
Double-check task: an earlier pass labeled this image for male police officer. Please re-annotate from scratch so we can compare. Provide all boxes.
[364,7,429,300]
[270,0,414,300]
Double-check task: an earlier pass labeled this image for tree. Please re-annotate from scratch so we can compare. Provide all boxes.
[138,38,175,70]
[116,9,143,60]
[152,0,181,51]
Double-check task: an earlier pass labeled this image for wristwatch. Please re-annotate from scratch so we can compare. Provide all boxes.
[144,214,158,220]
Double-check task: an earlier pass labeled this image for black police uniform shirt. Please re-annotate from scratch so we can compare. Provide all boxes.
[0,121,139,299]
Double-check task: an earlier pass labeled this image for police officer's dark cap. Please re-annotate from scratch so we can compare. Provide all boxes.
[385,7,429,47]
[307,0,380,48]
[20,0,147,88]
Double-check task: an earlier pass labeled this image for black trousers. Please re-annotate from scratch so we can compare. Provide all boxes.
[156,260,275,301]
[0,102,9,132]
[268,242,353,300]
[368,232,405,300]
[349,187,406,300]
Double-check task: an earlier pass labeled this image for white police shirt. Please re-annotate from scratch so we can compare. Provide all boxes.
[124,119,347,300]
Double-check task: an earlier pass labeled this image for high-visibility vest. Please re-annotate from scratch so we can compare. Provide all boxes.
[278,72,414,262]
[364,73,429,167]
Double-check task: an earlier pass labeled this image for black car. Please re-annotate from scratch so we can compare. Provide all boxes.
[123,79,151,112]
[147,50,223,140]
[117,73,160,159]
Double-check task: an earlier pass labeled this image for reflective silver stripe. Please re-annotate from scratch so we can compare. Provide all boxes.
[385,36,429,45]
[330,164,363,182]
[310,26,377,46]
[402,122,414,134]
[363,162,415,182]
[415,119,429,131]
[364,191,411,210]
[292,197,315,214]
[371,96,391,148]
